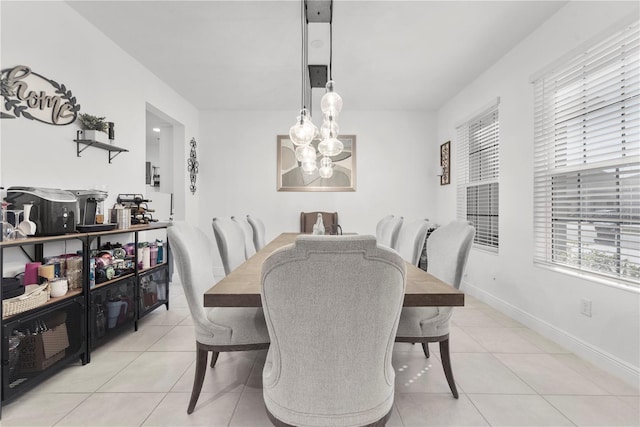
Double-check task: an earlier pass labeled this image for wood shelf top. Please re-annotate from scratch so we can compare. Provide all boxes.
[73,139,128,152]
[0,223,170,247]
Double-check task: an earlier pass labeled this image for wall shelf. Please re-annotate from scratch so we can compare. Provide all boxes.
[73,139,128,163]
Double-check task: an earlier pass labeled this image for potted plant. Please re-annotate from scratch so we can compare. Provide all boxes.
[78,113,109,143]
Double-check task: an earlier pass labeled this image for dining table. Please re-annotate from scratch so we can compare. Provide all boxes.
[204,232,464,308]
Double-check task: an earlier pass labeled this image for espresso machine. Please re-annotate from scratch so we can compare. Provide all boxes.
[69,189,108,226]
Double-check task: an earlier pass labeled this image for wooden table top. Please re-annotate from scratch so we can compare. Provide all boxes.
[204,232,464,308]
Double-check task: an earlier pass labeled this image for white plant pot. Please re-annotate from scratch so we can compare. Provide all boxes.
[82,129,109,144]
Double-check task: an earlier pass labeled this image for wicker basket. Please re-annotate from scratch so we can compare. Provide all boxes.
[2,283,50,318]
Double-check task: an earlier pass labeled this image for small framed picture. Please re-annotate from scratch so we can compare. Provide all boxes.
[440,141,450,185]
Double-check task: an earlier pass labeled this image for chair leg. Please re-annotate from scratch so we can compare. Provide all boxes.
[210,351,220,368]
[439,338,458,399]
[421,342,430,358]
[188,345,209,414]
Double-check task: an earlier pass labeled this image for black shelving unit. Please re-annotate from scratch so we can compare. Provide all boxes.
[0,232,89,407]
[0,223,170,412]
[2,295,85,402]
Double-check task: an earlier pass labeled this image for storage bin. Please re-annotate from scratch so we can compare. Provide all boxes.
[2,283,49,318]
[17,322,69,372]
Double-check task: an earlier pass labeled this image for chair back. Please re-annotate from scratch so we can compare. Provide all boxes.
[394,219,430,265]
[261,235,406,426]
[167,221,233,344]
[212,217,247,276]
[232,216,257,259]
[375,214,394,241]
[300,211,338,233]
[378,216,403,248]
[246,214,266,250]
[427,220,475,289]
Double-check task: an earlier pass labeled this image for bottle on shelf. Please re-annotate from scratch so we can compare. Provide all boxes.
[156,239,163,264]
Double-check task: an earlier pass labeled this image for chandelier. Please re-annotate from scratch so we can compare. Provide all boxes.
[289,0,343,179]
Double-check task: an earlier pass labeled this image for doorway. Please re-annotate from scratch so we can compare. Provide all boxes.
[145,104,185,222]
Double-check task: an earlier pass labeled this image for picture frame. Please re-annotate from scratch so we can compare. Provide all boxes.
[440,141,450,185]
[277,134,356,192]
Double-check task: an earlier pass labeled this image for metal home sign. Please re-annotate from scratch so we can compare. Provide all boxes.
[1,65,80,125]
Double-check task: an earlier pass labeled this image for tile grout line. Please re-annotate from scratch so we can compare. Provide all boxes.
[227,351,262,426]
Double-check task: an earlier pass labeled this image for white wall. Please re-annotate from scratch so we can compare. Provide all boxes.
[434,1,640,384]
[0,1,199,223]
[199,109,437,276]
[1,1,199,271]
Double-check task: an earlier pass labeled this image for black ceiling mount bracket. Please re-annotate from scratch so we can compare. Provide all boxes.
[308,65,328,88]
[305,0,332,23]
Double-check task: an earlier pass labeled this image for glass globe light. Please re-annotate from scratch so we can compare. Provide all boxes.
[321,81,343,116]
[301,160,317,174]
[319,156,333,178]
[320,115,339,139]
[318,136,344,157]
[289,109,315,146]
[312,121,321,141]
[295,144,316,162]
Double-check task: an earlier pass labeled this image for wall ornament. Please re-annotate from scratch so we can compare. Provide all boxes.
[1,65,80,125]
[188,137,199,195]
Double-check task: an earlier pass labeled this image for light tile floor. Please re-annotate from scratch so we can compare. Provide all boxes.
[2,282,639,427]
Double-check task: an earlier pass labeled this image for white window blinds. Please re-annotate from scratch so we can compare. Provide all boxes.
[533,19,640,284]
[457,103,500,250]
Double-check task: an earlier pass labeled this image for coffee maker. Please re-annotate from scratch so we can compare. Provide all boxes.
[69,189,108,226]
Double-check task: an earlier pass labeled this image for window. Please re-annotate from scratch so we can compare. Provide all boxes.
[532,20,640,284]
[457,102,500,251]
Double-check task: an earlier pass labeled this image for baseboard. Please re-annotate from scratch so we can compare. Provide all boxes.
[462,280,640,388]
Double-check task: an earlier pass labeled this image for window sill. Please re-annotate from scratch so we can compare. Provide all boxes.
[534,262,640,293]
[472,244,499,255]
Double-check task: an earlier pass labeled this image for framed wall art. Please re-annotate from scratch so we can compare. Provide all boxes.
[440,140,450,185]
[277,134,356,192]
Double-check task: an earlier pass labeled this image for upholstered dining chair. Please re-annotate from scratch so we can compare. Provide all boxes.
[247,214,266,250]
[261,235,406,427]
[378,215,403,248]
[375,214,394,241]
[212,217,247,276]
[231,216,257,259]
[394,219,430,266]
[167,222,270,414]
[300,211,338,234]
[395,220,475,399]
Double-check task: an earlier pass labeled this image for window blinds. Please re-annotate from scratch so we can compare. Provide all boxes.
[533,20,640,284]
[457,103,500,250]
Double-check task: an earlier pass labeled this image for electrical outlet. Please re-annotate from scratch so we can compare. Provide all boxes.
[581,299,592,317]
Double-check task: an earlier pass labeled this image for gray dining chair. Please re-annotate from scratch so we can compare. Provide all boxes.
[231,216,257,259]
[167,221,269,414]
[395,220,475,399]
[394,219,430,266]
[261,235,406,426]
[212,217,247,276]
[246,214,266,250]
[375,214,394,241]
[378,215,403,248]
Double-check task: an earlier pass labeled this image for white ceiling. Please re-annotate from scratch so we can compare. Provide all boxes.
[67,0,566,111]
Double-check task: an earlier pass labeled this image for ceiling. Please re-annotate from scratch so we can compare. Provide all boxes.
[67,1,567,112]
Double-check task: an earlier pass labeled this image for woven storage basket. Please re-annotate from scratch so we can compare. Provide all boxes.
[3,283,50,318]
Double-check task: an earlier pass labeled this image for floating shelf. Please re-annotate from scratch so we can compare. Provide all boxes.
[73,139,128,163]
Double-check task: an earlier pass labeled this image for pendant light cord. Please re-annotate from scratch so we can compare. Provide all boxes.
[300,0,305,111]
[329,2,333,81]
[304,13,309,110]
